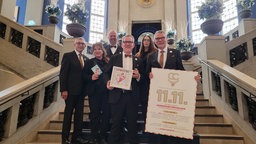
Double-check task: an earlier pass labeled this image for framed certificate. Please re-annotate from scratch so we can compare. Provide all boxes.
[145,68,198,139]
[110,66,133,90]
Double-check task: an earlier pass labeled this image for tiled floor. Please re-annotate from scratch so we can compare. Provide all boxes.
[0,64,24,91]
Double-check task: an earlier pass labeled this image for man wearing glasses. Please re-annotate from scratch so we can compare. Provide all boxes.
[146,30,197,143]
[147,30,184,73]
[104,35,144,144]
[59,37,89,144]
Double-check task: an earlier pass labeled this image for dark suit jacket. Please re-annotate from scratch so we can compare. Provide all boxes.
[103,54,144,104]
[59,51,89,96]
[146,48,184,74]
[83,58,108,97]
[105,44,123,58]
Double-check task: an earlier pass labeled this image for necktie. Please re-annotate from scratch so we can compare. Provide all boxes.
[78,54,84,68]
[159,50,164,68]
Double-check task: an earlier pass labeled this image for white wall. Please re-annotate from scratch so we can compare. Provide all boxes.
[108,0,188,39]
[1,0,16,20]
[24,0,44,25]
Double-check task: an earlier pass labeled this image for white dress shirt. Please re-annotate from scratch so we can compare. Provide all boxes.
[110,45,117,54]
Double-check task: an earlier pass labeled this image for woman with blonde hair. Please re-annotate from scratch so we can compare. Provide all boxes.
[83,42,110,144]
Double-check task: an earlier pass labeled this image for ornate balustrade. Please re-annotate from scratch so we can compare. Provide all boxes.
[0,15,63,67]
[225,29,256,67]
[0,66,62,144]
[200,59,256,143]
[224,19,256,42]
[26,24,70,45]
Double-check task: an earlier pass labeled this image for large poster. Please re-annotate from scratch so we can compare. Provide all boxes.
[145,68,198,139]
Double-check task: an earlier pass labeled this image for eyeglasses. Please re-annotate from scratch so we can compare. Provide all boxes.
[123,41,134,44]
[143,39,150,42]
[76,42,86,45]
[155,37,166,41]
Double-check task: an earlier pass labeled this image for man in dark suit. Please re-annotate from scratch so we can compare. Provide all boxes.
[147,30,184,72]
[147,30,200,144]
[59,37,89,144]
[104,35,144,144]
[105,30,123,58]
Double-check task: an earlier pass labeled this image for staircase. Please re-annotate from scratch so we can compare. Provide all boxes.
[26,94,245,144]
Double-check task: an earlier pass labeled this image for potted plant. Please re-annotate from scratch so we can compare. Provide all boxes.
[237,0,255,19]
[45,4,62,24]
[64,2,89,37]
[166,29,176,45]
[118,32,126,40]
[175,38,194,60]
[197,0,224,35]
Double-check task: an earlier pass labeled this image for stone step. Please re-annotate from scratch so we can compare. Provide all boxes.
[36,129,153,143]
[196,94,205,99]
[196,99,210,106]
[36,129,242,144]
[195,106,217,114]
[33,94,244,144]
[49,119,233,135]
[199,134,244,144]
[58,112,89,121]
[37,130,65,143]
[195,123,233,134]
[59,104,215,120]
[26,142,61,144]
[195,114,224,123]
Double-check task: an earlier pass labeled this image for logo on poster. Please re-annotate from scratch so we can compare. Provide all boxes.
[168,73,179,86]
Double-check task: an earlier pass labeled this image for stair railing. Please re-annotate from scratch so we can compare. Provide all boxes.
[0,66,62,144]
[199,58,256,144]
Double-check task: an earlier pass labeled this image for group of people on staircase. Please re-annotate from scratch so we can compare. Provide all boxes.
[59,30,200,144]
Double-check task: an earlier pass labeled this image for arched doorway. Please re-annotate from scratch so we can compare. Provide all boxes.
[132,21,161,53]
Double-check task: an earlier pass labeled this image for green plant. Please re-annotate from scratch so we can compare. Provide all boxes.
[197,0,224,20]
[45,4,62,16]
[118,32,126,39]
[64,3,89,25]
[167,30,176,39]
[237,0,255,10]
[175,38,194,52]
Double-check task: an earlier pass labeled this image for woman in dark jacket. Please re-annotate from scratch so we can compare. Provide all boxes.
[83,42,110,144]
[135,35,157,130]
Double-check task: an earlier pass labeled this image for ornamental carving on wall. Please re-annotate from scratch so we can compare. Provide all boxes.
[137,0,155,8]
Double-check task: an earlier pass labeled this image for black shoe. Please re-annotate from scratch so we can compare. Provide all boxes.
[71,136,88,144]
[87,138,99,144]
[62,138,71,144]
[99,139,108,144]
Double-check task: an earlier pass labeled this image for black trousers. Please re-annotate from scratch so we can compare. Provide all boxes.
[108,92,139,144]
[62,94,85,140]
[88,93,110,140]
